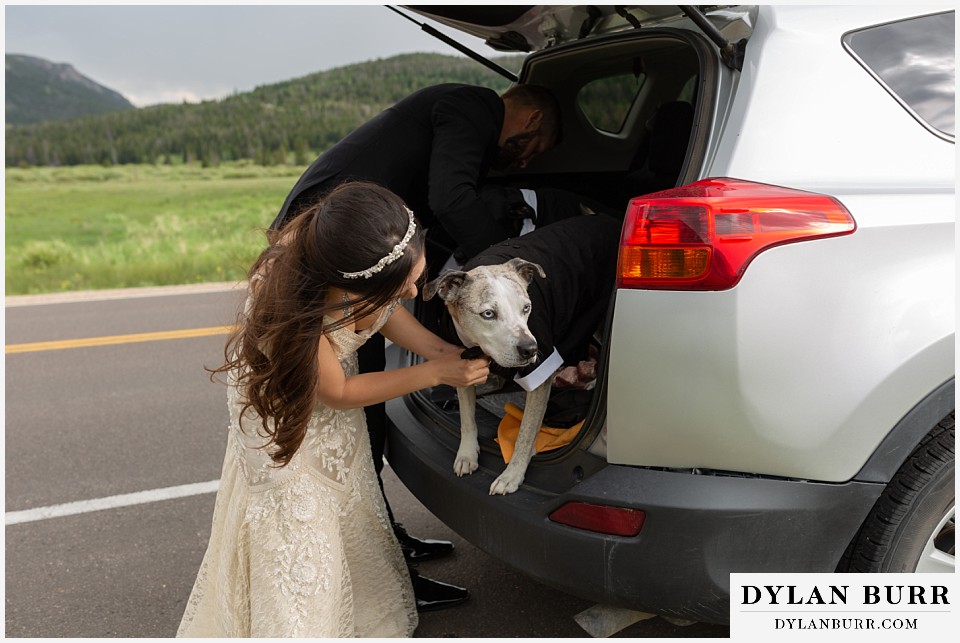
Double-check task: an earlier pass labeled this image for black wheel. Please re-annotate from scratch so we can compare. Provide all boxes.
[840,412,955,573]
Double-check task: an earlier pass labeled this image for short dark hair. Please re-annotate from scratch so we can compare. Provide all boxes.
[502,84,562,145]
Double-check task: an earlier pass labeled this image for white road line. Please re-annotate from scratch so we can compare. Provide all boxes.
[5,480,220,526]
[5,281,246,308]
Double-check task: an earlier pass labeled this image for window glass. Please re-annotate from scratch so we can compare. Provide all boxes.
[677,74,699,104]
[843,11,955,139]
[577,73,645,133]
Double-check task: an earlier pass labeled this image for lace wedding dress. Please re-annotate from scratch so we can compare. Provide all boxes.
[177,302,417,637]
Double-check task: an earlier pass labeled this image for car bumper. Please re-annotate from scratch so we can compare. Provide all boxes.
[386,396,884,624]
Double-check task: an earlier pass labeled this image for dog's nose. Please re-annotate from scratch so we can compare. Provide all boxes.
[516,341,538,361]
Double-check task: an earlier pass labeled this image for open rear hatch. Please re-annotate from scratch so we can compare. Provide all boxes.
[392,5,753,483]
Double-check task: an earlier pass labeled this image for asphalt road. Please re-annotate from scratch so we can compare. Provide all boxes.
[4,284,729,638]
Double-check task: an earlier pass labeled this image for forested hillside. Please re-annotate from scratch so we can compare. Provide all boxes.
[5,54,135,126]
[5,53,521,168]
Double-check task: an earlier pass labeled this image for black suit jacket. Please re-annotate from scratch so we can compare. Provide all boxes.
[437,214,621,380]
[272,83,522,263]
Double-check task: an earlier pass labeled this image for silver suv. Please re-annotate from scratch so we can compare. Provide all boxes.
[386,5,955,623]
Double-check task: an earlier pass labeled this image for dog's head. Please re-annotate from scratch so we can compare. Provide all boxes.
[424,258,546,369]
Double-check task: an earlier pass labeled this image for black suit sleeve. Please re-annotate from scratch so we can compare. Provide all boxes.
[426,91,517,262]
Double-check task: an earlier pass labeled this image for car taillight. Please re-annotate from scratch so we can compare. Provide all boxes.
[548,502,645,537]
[617,177,856,290]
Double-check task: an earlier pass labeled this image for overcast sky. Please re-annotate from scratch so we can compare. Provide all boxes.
[3,3,485,107]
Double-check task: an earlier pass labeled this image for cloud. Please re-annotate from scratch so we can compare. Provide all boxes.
[124,89,211,108]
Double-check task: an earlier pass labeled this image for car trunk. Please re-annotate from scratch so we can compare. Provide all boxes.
[397,7,750,491]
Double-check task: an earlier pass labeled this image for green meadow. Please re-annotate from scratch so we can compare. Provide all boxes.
[5,162,305,295]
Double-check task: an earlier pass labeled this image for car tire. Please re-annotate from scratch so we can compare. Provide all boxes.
[840,412,955,573]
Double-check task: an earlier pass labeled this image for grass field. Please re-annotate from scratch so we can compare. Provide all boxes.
[5,162,306,295]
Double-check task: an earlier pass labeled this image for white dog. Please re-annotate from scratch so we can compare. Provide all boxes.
[424,214,622,495]
[424,258,552,495]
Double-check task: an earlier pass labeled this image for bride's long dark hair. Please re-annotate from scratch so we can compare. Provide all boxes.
[211,181,425,466]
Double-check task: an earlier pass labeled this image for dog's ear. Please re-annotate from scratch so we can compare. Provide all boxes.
[423,270,468,302]
[507,258,546,284]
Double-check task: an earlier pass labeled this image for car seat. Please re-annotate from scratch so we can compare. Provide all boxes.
[627,100,694,195]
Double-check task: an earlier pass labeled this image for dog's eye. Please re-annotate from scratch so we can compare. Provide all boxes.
[481,309,497,320]
[522,304,531,314]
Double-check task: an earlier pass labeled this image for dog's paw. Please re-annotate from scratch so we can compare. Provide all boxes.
[453,451,479,477]
[489,471,523,495]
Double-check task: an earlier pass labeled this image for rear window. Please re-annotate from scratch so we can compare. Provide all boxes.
[842,11,955,140]
[577,72,646,134]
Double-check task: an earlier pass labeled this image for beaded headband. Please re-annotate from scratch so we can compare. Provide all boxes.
[340,206,417,279]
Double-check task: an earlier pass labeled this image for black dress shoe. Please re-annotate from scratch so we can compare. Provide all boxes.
[411,571,469,612]
[394,523,454,562]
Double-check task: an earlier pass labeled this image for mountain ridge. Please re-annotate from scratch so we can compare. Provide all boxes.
[5,52,522,167]
[6,53,135,126]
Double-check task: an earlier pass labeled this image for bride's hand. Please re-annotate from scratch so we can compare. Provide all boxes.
[430,353,490,388]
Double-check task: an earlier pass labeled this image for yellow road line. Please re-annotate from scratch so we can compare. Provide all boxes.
[6,326,234,354]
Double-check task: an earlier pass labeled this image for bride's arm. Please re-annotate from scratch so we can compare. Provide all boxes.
[314,332,487,410]
[379,305,461,360]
